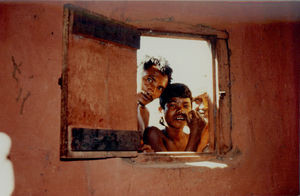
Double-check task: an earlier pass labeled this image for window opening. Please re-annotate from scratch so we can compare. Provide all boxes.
[137,36,214,153]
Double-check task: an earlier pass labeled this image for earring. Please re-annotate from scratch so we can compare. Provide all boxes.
[159,117,166,126]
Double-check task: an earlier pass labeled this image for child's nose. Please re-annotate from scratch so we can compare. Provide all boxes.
[176,107,183,114]
[147,85,154,94]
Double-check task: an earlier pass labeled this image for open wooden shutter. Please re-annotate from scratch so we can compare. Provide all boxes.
[60,4,140,159]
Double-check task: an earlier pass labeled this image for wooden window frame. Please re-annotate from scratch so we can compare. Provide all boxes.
[60,4,232,161]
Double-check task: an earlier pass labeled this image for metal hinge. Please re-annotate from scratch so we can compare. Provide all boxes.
[219,91,226,99]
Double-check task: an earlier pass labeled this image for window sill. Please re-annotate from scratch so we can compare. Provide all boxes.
[125,148,241,168]
[127,152,224,168]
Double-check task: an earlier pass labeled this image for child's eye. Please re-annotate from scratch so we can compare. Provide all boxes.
[157,86,163,91]
[147,77,153,83]
[169,104,176,109]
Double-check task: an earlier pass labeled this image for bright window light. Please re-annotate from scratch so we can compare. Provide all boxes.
[185,161,228,168]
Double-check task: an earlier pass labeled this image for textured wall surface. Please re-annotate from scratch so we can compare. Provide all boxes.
[0,2,299,196]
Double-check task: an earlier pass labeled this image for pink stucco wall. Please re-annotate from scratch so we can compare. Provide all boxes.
[0,2,299,195]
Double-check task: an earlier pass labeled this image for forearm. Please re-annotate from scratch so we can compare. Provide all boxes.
[186,110,206,151]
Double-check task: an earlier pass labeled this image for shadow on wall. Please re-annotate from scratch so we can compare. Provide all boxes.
[0,132,14,196]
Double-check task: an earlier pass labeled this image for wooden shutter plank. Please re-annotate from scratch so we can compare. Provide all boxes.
[71,127,140,151]
[216,39,232,155]
[68,4,140,49]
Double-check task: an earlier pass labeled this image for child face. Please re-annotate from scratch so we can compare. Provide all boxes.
[164,97,192,129]
[138,65,169,106]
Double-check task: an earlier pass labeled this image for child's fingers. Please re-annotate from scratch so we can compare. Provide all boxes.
[195,110,202,119]
[187,110,195,123]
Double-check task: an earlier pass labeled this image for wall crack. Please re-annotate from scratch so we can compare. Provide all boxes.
[20,91,31,115]
[11,56,22,84]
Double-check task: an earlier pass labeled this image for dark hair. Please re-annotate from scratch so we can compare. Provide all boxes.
[142,56,173,85]
[159,83,193,110]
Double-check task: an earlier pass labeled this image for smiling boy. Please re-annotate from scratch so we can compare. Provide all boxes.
[143,83,206,152]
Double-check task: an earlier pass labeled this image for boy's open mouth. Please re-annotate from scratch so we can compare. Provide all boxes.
[175,114,186,121]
